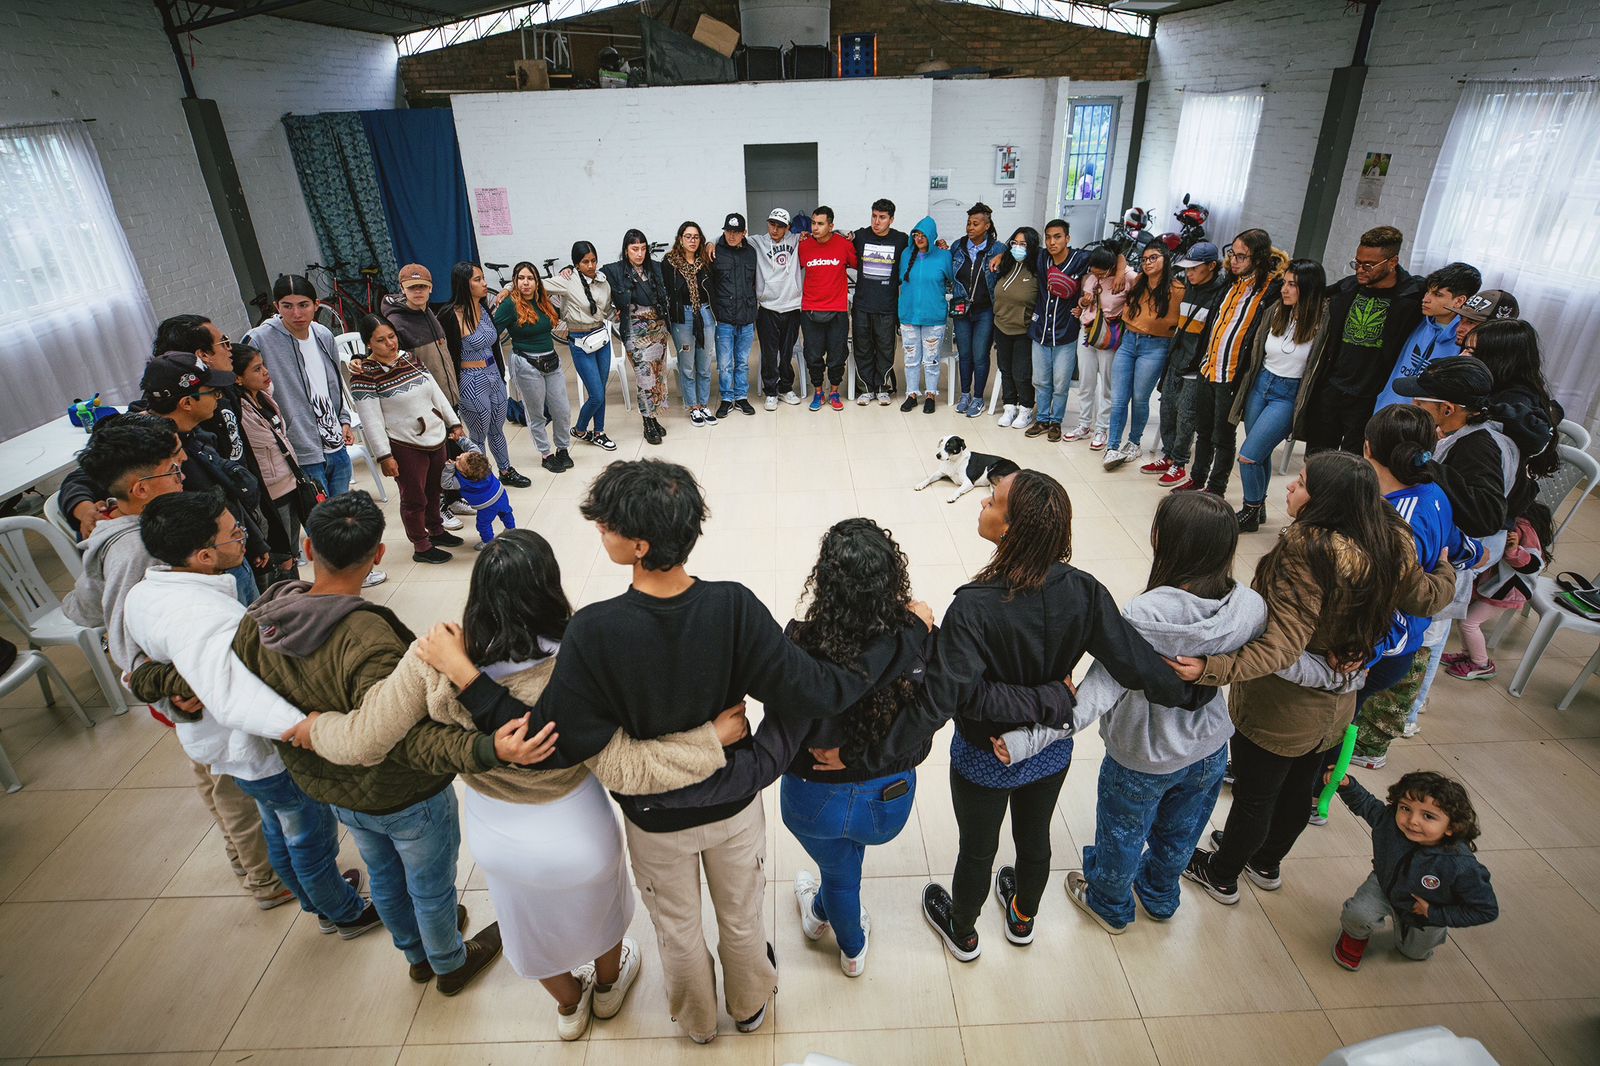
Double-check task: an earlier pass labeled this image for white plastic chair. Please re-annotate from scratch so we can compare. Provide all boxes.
[1488,444,1600,652]
[1505,580,1600,711]
[1278,437,1299,475]
[43,490,83,547]
[0,649,92,791]
[1558,417,1591,450]
[330,332,389,502]
[0,516,130,713]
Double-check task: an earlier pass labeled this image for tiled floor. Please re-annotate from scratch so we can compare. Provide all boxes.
[4,390,1600,1065]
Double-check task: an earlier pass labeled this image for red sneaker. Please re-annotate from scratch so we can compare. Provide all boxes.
[1140,457,1174,475]
[1333,930,1369,971]
[829,391,843,411]
[1167,477,1199,492]
[1157,465,1189,487]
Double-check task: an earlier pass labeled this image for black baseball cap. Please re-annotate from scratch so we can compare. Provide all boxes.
[724,212,746,232]
[141,351,234,403]
[1392,355,1493,408]
[1458,289,1519,323]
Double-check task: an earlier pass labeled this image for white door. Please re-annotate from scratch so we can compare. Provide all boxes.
[1060,100,1119,246]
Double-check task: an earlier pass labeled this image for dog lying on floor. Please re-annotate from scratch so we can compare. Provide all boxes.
[913,434,1020,503]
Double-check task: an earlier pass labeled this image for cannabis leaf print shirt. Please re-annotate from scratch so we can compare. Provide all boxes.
[1327,284,1401,399]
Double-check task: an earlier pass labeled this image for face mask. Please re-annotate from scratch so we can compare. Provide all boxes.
[1010,245,1027,262]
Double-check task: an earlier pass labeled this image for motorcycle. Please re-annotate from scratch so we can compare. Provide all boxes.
[1085,206,1157,266]
[1154,193,1209,259]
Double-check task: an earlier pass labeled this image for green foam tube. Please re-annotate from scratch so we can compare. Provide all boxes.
[1318,724,1360,819]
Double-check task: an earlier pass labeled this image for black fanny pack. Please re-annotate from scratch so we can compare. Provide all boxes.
[518,350,560,374]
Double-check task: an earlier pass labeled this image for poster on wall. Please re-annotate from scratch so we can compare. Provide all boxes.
[929,169,951,191]
[994,145,1019,184]
[1002,188,1017,208]
[474,187,513,236]
[1356,152,1390,209]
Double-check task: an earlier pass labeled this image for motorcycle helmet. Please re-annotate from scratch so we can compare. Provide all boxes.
[1177,201,1209,226]
[1121,207,1148,231]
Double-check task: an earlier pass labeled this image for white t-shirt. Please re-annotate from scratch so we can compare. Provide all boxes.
[1261,324,1314,379]
[296,335,344,453]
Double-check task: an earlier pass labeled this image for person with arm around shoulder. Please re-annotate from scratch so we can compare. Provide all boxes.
[1027,219,1089,441]
[896,216,955,415]
[601,229,674,445]
[447,262,532,488]
[1064,245,1135,448]
[709,212,760,418]
[545,241,619,452]
[494,261,568,478]
[1102,243,1186,468]
[662,221,719,427]
[990,226,1042,431]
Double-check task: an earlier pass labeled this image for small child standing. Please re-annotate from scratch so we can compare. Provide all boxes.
[1331,770,1498,971]
[1446,506,1550,681]
[454,449,517,547]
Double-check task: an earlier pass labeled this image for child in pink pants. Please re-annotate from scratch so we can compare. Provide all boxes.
[1446,511,1547,681]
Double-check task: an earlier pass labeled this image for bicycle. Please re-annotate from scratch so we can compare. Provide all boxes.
[306,263,388,334]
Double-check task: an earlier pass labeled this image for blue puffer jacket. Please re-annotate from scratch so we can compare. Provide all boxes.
[897,216,958,327]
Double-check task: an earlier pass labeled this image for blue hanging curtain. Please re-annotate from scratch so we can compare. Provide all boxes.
[359,109,479,288]
[281,112,400,287]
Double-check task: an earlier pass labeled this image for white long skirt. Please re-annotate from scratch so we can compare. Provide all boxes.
[462,774,636,980]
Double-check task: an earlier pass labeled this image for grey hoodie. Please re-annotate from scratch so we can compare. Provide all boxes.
[61,514,152,672]
[248,579,371,657]
[1006,585,1266,775]
[242,317,350,468]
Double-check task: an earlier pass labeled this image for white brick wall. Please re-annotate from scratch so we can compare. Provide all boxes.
[1136,0,1600,267]
[0,0,396,345]
[453,79,939,268]
[928,79,1061,242]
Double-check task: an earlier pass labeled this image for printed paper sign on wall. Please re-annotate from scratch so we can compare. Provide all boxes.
[475,187,513,236]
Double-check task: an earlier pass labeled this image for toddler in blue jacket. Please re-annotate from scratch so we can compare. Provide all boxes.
[454,450,517,547]
[1330,769,1498,971]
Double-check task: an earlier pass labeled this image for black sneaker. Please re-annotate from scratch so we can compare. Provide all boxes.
[923,396,936,415]
[1223,760,1235,785]
[643,418,663,445]
[571,428,592,444]
[715,400,734,420]
[500,467,532,489]
[1208,831,1282,890]
[994,866,1034,945]
[900,395,919,412]
[431,532,464,548]
[413,546,451,564]
[541,453,564,473]
[591,432,617,451]
[1181,849,1239,905]
[554,448,574,471]
[335,902,384,940]
[736,399,756,416]
[921,882,980,962]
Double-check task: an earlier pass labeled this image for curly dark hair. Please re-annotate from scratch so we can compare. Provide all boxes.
[1386,771,1482,850]
[789,518,918,756]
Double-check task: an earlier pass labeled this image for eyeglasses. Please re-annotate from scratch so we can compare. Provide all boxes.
[134,462,183,485]
[206,527,248,550]
[196,387,224,399]
[1228,251,1253,262]
[1140,253,1164,262]
[1349,256,1396,271]
[216,336,233,350]
[683,235,702,241]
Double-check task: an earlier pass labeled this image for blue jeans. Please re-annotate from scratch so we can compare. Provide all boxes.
[1107,331,1171,452]
[228,560,259,606]
[1032,340,1077,425]
[780,770,916,957]
[716,321,754,401]
[303,445,352,498]
[570,330,611,433]
[900,324,945,395]
[1238,370,1301,505]
[235,770,364,923]
[951,309,994,396]
[1081,744,1227,927]
[671,306,716,408]
[335,788,464,973]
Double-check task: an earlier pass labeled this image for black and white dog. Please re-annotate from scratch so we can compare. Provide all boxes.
[914,434,1019,503]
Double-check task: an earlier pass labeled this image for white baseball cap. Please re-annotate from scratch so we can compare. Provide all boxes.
[767,207,791,226]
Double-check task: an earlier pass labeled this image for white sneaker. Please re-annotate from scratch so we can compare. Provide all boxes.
[1350,753,1387,770]
[735,1002,768,1034]
[856,392,871,406]
[998,404,1018,428]
[448,500,475,516]
[781,391,803,406]
[877,391,892,406]
[794,871,829,940]
[439,509,463,531]
[841,908,871,977]
[361,568,387,588]
[1012,409,1034,431]
[1102,446,1130,469]
[592,936,639,1019]
[764,395,778,411]
[1089,430,1108,451]
[1402,721,1421,737]
[557,964,595,1041]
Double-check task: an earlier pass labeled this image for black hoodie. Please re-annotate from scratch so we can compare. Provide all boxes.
[1313,269,1426,401]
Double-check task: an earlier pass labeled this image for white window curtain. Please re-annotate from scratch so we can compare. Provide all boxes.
[1167,89,1264,249]
[1415,78,1600,432]
[0,120,155,440]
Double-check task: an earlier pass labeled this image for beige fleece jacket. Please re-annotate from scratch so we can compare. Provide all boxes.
[308,645,725,804]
